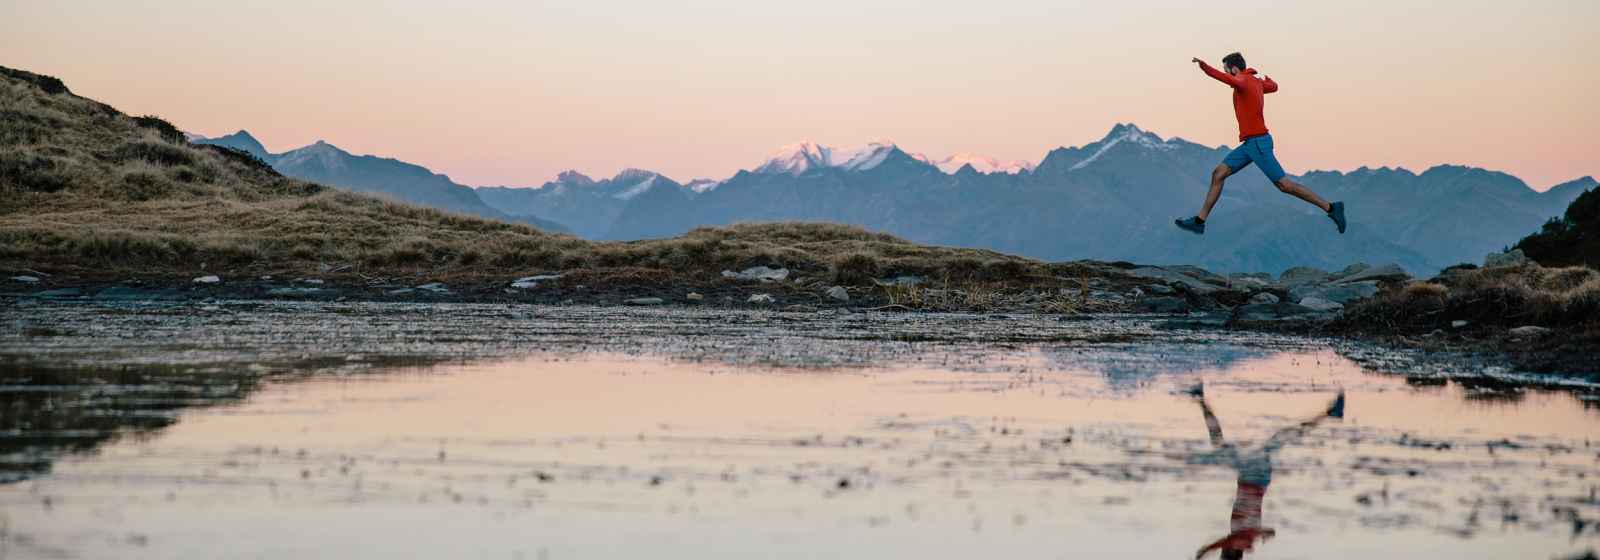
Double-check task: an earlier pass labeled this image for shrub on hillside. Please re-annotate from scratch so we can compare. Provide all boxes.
[0,152,69,193]
[132,115,183,143]
[1516,185,1599,269]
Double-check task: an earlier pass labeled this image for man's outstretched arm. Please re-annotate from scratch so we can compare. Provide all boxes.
[1193,58,1240,88]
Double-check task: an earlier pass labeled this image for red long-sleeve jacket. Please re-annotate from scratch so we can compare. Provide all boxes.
[1199,61,1277,141]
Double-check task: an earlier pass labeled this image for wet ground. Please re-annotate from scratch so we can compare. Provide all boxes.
[1,301,1596,559]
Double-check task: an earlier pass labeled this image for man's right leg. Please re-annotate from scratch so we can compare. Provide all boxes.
[1198,164,1236,221]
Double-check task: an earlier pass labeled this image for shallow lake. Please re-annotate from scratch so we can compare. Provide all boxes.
[1,302,1596,559]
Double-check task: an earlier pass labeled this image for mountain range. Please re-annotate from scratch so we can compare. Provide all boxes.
[190,125,1592,275]
[189,131,569,233]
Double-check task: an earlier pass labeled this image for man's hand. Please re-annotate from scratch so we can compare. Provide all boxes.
[1191,57,1204,65]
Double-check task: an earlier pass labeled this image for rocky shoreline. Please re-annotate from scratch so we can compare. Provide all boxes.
[7,251,1593,376]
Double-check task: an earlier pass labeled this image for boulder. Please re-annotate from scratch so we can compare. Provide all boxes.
[9,275,40,284]
[685,292,704,301]
[1508,325,1551,338]
[1134,296,1190,314]
[625,297,664,306]
[825,286,850,302]
[1229,276,1273,290]
[1450,320,1470,329]
[722,266,789,282]
[747,294,775,305]
[192,275,221,284]
[416,283,450,294]
[1278,266,1332,286]
[1484,249,1531,269]
[1297,296,1344,312]
[1144,284,1175,295]
[1128,267,1226,295]
[1248,292,1281,305]
[1231,302,1338,323]
[1332,263,1371,280]
[1332,264,1409,285]
[1290,281,1379,304]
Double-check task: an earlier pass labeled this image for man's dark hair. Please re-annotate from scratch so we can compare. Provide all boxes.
[1222,52,1247,70]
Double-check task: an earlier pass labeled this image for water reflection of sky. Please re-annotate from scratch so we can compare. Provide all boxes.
[1040,343,1271,388]
[3,349,1596,559]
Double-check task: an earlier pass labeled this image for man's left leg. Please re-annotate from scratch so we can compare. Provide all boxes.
[1273,178,1331,213]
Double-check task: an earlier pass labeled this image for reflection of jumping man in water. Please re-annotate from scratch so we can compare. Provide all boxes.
[1188,383,1344,559]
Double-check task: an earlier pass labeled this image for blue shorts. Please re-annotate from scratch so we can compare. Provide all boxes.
[1222,133,1287,183]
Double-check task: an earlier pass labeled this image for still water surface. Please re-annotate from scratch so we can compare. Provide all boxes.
[4,343,1595,559]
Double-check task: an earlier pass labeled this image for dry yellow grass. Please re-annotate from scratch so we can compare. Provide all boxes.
[0,65,1049,285]
[1344,264,1600,330]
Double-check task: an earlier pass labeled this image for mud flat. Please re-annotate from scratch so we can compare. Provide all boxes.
[1,301,1597,559]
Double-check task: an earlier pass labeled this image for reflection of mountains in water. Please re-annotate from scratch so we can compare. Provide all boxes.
[0,356,440,484]
[0,360,257,483]
[1041,343,1271,388]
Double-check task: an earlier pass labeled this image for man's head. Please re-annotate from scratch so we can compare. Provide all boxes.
[1222,52,1247,75]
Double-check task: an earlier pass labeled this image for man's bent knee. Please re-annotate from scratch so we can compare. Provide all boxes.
[1212,165,1233,182]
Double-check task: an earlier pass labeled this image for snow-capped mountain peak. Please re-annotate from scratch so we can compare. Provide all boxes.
[934,153,1035,175]
[685,178,722,193]
[1068,122,1177,171]
[755,140,903,175]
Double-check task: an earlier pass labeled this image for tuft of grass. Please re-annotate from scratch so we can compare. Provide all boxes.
[1343,265,1600,331]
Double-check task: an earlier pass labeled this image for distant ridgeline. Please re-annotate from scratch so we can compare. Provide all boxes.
[198,125,1591,276]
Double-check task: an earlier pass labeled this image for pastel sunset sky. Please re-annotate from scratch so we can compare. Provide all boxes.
[4,0,1595,189]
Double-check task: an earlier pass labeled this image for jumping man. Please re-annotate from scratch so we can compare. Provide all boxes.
[1175,52,1347,235]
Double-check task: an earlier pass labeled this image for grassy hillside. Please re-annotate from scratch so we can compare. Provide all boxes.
[0,65,1044,284]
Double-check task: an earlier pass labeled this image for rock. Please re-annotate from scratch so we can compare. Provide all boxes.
[1297,296,1344,311]
[685,292,704,301]
[192,275,221,284]
[9,275,40,283]
[1278,266,1331,286]
[1129,287,1145,298]
[32,288,82,299]
[877,275,925,287]
[1134,296,1190,314]
[1333,263,1409,285]
[1249,292,1280,305]
[1508,325,1550,338]
[1230,276,1273,290]
[1332,263,1371,279]
[1128,267,1227,295]
[386,288,416,296]
[1290,281,1379,304]
[1484,249,1531,269]
[259,275,273,281]
[1232,302,1336,323]
[415,283,449,293]
[295,278,325,285]
[722,266,789,282]
[825,286,850,302]
[747,294,775,305]
[1144,284,1174,295]
[625,297,664,306]
[511,274,563,289]
[1450,320,1470,329]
